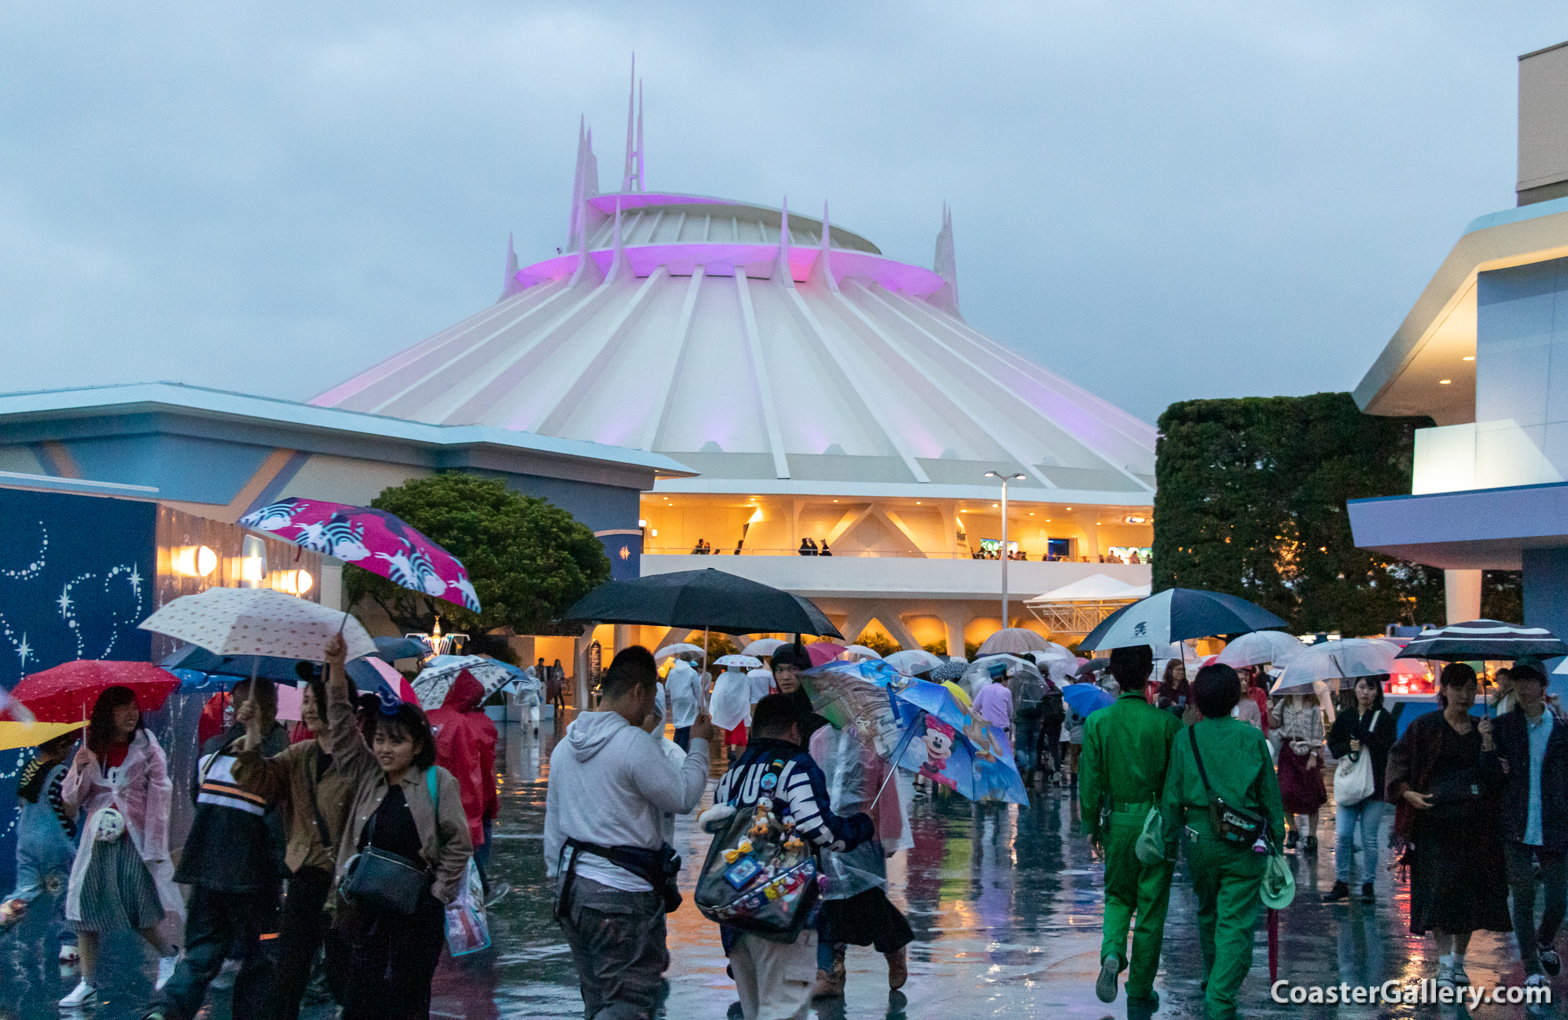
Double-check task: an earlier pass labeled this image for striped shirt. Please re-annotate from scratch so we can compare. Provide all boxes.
[196,751,268,816]
[714,738,872,854]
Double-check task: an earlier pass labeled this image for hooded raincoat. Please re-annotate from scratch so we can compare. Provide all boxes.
[427,669,499,849]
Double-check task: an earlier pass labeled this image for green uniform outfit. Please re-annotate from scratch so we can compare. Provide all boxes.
[1080,692,1183,1001]
[1160,716,1286,1020]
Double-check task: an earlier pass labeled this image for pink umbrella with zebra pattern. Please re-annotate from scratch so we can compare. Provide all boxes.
[239,498,481,613]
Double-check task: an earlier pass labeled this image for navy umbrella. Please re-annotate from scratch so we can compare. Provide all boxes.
[374,636,433,662]
[160,644,391,694]
[1396,619,1568,662]
[1080,588,1287,652]
[561,568,842,638]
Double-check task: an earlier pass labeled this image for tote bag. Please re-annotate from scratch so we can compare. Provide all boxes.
[1332,710,1382,806]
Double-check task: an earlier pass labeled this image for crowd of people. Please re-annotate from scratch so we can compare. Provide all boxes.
[8,633,1568,1020]
[1,634,494,1020]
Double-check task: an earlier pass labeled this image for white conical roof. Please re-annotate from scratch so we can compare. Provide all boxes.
[313,130,1154,504]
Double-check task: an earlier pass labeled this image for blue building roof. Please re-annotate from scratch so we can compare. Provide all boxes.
[0,382,695,481]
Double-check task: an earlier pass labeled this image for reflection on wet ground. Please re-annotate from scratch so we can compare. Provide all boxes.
[3,718,1558,1019]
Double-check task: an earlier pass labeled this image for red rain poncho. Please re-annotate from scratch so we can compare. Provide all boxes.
[427,669,499,847]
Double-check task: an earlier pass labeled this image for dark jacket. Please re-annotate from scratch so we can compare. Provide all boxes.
[1483,708,1568,852]
[176,725,291,890]
[1327,705,1397,801]
[714,738,872,854]
[1386,709,1502,844]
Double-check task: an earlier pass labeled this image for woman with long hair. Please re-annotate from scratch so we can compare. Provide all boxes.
[1323,675,1397,903]
[323,636,471,1020]
[1155,660,1190,717]
[1386,663,1511,990]
[59,686,182,1008]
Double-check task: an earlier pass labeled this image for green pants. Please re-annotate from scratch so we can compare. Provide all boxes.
[1185,832,1265,1020]
[1101,811,1175,999]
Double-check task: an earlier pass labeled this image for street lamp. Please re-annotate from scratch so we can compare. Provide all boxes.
[985,471,1027,627]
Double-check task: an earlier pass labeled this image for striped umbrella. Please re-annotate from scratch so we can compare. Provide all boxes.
[1396,620,1568,662]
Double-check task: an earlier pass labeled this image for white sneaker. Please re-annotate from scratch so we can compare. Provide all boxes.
[59,979,95,1008]
[1436,962,1456,990]
[156,954,180,991]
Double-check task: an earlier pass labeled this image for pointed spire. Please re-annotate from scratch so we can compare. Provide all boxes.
[605,197,631,281]
[568,187,604,288]
[774,197,794,286]
[620,55,644,192]
[584,127,598,199]
[931,202,961,316]
[568,115,587,249]
[809,200,838,291]
[498,232,524,301]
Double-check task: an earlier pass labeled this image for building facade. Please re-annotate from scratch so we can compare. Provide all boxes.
[1350,41,1568,648]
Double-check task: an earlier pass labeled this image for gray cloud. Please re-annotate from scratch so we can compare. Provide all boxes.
[0,2,1559,423]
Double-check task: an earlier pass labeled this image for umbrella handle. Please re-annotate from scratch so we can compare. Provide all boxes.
[871,710,924,810]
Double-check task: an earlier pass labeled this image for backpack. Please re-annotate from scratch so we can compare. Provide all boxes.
[1040,689,1066,727]
[694,756,821,943]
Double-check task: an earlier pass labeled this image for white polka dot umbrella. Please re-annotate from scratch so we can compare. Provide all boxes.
[139,587,377,662]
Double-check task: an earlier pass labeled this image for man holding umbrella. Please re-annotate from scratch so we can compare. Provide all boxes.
[1080,645,1181,1011]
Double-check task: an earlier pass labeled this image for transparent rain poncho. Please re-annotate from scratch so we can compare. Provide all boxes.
[708,667,752,730]
[808,724,913,899]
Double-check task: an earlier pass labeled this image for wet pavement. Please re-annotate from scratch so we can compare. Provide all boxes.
[4,718,1562,1019]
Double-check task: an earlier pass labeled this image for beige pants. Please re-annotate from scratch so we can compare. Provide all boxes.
[730,929,817,1020]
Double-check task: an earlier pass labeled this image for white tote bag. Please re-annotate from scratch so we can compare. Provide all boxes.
[1332,710,1381,806]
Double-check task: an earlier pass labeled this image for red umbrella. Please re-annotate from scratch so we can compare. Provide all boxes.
[1268,908,1279,981]
[12,661,181,722]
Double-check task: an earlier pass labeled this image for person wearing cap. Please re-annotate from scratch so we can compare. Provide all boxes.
[1484,661,1568,989]
[1080,645,1181,1010]
[1160,664,1285,1020]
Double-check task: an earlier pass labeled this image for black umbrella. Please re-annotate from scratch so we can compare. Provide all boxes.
[561,568,842,638]
[1396,619,1568,662]
[1079,588,1287,652]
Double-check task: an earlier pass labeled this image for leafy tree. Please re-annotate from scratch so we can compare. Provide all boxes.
[344,473,610,636]
[1152,393,1446,635]
[853,629,901,657]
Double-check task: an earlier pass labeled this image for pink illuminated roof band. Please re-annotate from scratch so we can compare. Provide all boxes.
[512,242,944,295]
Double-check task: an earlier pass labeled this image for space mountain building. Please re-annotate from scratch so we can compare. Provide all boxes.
[312,77,1157,657]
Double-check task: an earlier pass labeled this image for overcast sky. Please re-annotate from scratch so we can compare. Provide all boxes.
[2,3,1564,424]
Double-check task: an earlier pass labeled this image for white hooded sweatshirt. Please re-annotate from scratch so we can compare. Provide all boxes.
[543,710,709,891]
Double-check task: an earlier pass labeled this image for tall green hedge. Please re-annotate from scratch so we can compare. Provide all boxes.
[1152,393,1445,635]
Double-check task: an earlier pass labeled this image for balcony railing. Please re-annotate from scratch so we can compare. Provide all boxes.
[643,545,1130,564]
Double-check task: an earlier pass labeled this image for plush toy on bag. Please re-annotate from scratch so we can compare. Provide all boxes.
[695,761,821,941]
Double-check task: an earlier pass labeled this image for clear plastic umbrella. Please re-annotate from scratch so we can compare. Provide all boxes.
[842,645,884,660]
[655,642,705,660]
[1270,639,1400,695]
[884,650,943,676]
[977,628,1058,657]
[742,638,786,657]
[1215,631,1304,670]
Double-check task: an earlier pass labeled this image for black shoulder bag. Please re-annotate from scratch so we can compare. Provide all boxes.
[339,771,436,916]
[1188,725,1266,846]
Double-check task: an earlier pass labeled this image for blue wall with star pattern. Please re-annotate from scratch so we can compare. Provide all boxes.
[0,487,157,891]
